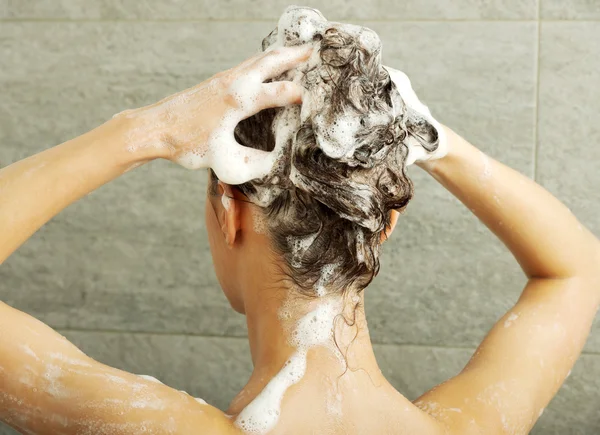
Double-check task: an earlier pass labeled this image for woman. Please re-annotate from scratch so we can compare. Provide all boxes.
[1,7,599,435]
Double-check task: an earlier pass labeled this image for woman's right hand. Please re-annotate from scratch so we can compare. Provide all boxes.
[117,45,312,184]
[384,66,448,166]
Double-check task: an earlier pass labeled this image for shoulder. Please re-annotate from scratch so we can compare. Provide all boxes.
[413,386,500,435]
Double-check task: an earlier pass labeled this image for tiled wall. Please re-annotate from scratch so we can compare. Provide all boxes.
[1,1,598,433]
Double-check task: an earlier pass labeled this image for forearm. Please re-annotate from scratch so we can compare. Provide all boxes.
[0,115,169,264]
[421,126,600,279]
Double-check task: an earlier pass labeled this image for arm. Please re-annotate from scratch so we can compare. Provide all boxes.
[0,301,233,435]
[0,46,310,433]
[415,127,600,433]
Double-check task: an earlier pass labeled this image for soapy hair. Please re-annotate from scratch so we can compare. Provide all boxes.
[210,17,440,297]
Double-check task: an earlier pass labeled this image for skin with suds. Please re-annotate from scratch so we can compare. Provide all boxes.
[1,5,599,435]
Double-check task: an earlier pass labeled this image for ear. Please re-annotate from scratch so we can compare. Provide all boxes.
[217,182,241,248]
[380,210,399,243]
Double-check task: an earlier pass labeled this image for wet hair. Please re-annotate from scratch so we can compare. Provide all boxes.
[210,11,440,297]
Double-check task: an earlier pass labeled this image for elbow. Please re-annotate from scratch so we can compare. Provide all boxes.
[590,239,600,278]
[575,239,600,280]
[573,237,600,284]
[528,236,600,281]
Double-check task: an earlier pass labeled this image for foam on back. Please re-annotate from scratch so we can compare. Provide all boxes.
[234,299,341,434]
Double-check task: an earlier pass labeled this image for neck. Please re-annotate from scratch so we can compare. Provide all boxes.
[227,267,385,415]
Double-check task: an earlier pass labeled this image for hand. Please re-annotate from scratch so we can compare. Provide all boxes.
[384,66,448,166]
[117,45,312,184]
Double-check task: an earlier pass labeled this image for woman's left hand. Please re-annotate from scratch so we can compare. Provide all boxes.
[118,45,312,184]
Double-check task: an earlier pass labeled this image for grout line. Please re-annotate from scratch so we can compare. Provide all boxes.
[372,341,475,350]
[54,327,476,349]
[55,327,600,356]
[57,327,240,339]
[532,0,542,181]
[58,327,236,338]
[0,18,545,24]
[0,18,598,24]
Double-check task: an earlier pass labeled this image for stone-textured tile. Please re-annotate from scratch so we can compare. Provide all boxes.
[377,345,600,434]
[1,339,598,433]
[537,25,600,360]
[0,22,268,81]
[0,22,268,156]
[0,22,266,245]
[1,22,241,336]
[0,223,248,336]
[541,0,600,19]
[375,345,472,400]
[0,0,537,21]
[370,177,599,353]
[368,225,531,344]
[535,23,600,351]
[538,23,600,238]
[366,21,538,173]
[359,21,546,348]
[531,354,600,434]
[0,424,16,434]
[61,331,254,412]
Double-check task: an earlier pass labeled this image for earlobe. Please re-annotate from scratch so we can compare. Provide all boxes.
[218,181,241,248]
[380,210,399,243]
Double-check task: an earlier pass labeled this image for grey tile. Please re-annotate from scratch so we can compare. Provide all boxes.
[0,76,217,162]
[366,21,538,174]
[53,160,209,248]
[538,24,600,237]
[370,176,599,352]
[360,21,544,348]
[0,22,268,158]
[541,0,600,20]
[374,344,472,400]
[0,223,248,336]
[0,0,537,21]
[1,20,242,337]
[531,354,600,434]
[0,420,15,435]
[535,23,600,351]
[0,103,213,246]
[0,22,267,245]
[367,216,530,345]
[60,331,253,412]
[377,345,600,434]
[0,22,268,82]
[0,425,18,435]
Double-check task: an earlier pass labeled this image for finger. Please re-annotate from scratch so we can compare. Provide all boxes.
[212,141,274,185]
[250,45,313,81]
[252,81,304,112]
[385,65,432,117]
